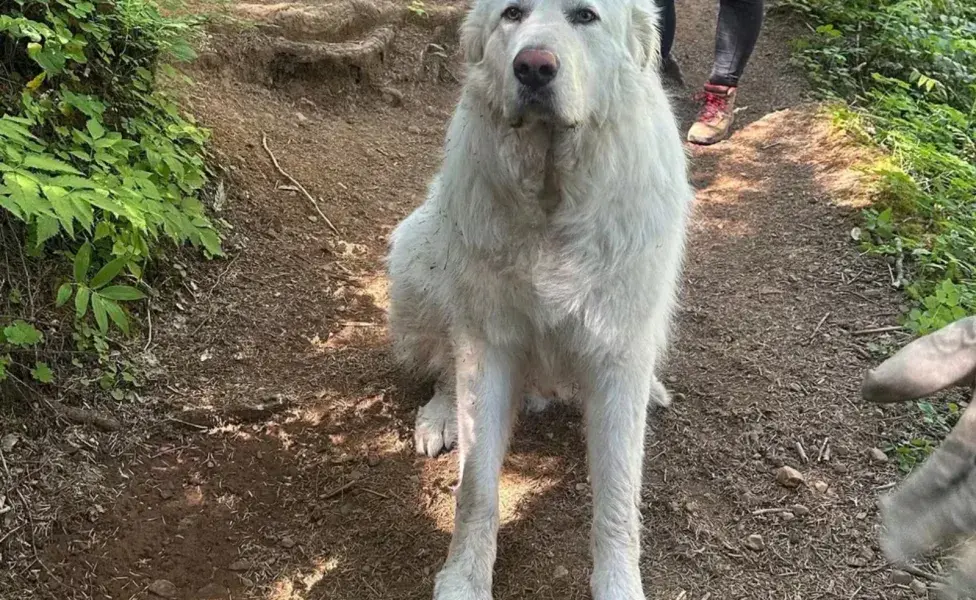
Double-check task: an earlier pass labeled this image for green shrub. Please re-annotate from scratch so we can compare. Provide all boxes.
[0,0,220,388]
[782,0,976,334]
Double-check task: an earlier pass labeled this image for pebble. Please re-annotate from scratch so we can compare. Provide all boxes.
[909,579,927,596]
[553,565,569,579]
[1,433,19,453]
[407,125,422,135]
[775,466,805,488]
[367,455,381,467]
[891,570,913,585]
[280,536,296,549]
[869,447,889,463]
[791,504,810,516]
[780,511,795,522]
[228,559,253,572]
[744,534,765,551]
[148,579,177,599]
[813,481,829,493]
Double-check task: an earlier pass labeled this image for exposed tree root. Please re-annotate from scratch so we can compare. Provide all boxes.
[230,1,465,41]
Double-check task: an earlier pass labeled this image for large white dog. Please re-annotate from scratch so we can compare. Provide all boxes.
[386,1,693,598]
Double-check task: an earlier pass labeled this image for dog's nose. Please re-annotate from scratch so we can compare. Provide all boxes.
[513,49,559,89]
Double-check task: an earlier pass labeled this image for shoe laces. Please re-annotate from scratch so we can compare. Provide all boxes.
[694,89,731,123]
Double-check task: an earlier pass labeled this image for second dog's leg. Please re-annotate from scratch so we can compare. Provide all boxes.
[585,359,653,600]
[433,335,520,600]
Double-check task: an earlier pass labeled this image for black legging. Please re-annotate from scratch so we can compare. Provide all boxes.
[656,0,765,87]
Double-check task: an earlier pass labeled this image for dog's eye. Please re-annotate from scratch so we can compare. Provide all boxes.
[501,6,523,21]
[571,8,599,24]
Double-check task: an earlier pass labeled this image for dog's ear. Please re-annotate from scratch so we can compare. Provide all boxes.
[460,9,486,64]
[629,3,662,71]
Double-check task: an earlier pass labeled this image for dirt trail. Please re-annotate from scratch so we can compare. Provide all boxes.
[17,1,927,599]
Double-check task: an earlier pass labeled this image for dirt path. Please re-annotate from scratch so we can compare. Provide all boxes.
[16,2,927,599]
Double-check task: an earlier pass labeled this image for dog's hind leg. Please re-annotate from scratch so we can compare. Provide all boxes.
[415,368,458,457]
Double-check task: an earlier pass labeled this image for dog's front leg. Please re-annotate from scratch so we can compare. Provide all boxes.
[585,360,653,600]
[432,333,520,600]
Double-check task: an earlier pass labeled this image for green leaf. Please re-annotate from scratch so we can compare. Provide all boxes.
[75,285,91,318]
[100,297,129,334]
[90,257,126,289]
[22,154,82,175]
[0,355,8,382]
[34,215,60,247]
[86,118,105,140]
[31,362,54,384]
[91,293,109,334]
[3,320,43,346]
[56,282,73,307]
[74,242,92,282]
[97,285,146,301]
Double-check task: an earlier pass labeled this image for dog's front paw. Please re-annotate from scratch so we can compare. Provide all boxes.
[432,568,491,600]
[414,391,457,457]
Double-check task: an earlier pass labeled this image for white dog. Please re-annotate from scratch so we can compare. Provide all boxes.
[386,1,693,598]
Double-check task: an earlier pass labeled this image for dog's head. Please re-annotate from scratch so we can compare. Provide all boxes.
[460,0,662,128]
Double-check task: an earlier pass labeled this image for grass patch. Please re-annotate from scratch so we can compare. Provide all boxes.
[781,0,976,334]
[780,0,975,465]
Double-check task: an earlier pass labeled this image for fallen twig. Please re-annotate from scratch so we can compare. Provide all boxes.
[804,312,830,345]
[261,133,340,235]
[817,437,829,462]
[143,304,153,353]
[168,417,209,431]
[851,325,904,336]
[752,507,789,516]
[795,440,809,464]
[322,480,357,499]
[52,401,121,432]
[360,487,390,500]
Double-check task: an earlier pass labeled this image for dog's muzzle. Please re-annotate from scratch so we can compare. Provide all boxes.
[513,47,560,114]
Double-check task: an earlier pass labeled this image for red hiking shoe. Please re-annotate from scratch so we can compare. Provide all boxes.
[687,83,737,145]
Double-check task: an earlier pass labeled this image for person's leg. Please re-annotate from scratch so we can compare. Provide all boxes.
[688,0,765,145]
[710,0,764,86]
[655,0,683,85]
[656,0,676,61]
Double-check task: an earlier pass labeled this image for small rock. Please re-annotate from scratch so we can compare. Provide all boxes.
[340,504,353,516]
[744,534,765,552]
[228,559,253,572]
[159,488,174,500]
[280,536,296,549]
[891,570,913,586]
[1,433,19,453]
[869,448,888,463]
[775,466,805,488]
[684,501,699,514]
[909,579,927,596]
[367,455,380,467]
[295,112,308,124]
[553,565,569,579]
[780,511,795,521]
[791,504,810,516]
[148,579,178,598]
[381,87,405,107]
[813,481,829,493]
[197,583,230,599]
[407,125,422,135]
